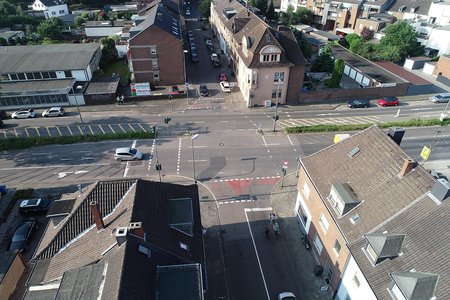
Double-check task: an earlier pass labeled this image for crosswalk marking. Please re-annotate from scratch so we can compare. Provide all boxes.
[278,115,381,127]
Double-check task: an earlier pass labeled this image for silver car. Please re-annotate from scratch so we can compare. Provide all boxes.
[114,147,143,161]
[42,107,65,117]
[429,93,450,103]
[12,109,36,119]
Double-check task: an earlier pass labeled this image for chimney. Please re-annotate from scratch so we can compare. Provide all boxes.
[129,222,145,239]
[399,159,415,178]
[115,227,128,245]
[90,200,105,230]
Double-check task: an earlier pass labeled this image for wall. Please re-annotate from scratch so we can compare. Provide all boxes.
[433,55,450,78]
[45,4,69,19]
[427,29,450,56]
[286,64,305,104]
[428,2,450,26]
[336,256,377,300]
[298,84,409,103]
[0,253,26,300]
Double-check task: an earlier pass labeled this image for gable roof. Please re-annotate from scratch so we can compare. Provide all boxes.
[391,271,439,300]
[386,0,434,15]
[365,232,405,258]
[30,179,204,299]
[37,0,65,7]
[301,125,436,243]
[212,0,305,68]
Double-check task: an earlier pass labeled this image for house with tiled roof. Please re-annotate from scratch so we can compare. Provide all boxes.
[305,0,364,31]
[210,0,306,106]
[25,179,205,300]
[31,0,69,19]
[295,125,449,298]
[128,0,184,85]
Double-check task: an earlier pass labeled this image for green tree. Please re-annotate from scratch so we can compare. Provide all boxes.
[0,1,16,16]
[73,16,86,29]
[292,28,311,59]
[373,44,402,62]
[311,50,334,73]
[378,21,422,62]
[16,4,24,15]
[99,37,118,69]
[326,58,344,88]
[294,7,313,24]
[279,5,294,25]
[0,37,7,46]
[266,0,276,20]
[249,0,267,15]
[37,17,64,39]
[199,0,212,19]
[344,33,362,49]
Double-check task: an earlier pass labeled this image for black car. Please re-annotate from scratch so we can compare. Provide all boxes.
[212,58,220,68]
[347,99,370,108]
[199,84,209,97]
[191,52,199,63]
[19,198,51,214]
[9,218,37,252]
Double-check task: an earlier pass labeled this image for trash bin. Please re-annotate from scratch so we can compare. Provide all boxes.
[314,265,324,276]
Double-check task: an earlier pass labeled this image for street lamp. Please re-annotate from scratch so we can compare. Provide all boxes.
[191,134,199,183]
[183,49,189,105]
[154,126,162,182]
[70,84,86,136]
[273,78,282,132]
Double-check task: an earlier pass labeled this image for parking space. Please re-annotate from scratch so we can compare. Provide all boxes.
[0,122,155,139]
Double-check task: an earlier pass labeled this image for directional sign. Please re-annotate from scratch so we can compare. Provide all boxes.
[420,146,431,160]
[283,161,288,166]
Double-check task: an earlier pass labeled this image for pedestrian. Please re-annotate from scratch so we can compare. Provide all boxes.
[116,96,121,105]
[269,213,277,224]
[120,95,125,104]
[273,222,280,236]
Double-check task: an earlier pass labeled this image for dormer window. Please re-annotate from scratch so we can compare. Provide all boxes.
[259,45,281,63]
[388,271,439,300]
[328,183,360,216]
[363,233,405,265]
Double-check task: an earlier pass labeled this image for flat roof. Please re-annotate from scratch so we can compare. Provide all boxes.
[330,45,407,84]
[0,43,100,74]
[85,77,120,94]
[0,79,73,93]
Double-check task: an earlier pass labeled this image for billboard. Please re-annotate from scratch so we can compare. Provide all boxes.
[131,83,151,96]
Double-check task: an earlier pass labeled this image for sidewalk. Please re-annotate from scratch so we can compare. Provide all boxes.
[269,173,334,300]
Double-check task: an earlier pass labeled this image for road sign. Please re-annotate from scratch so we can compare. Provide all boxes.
[283,161,288,166]
[282,165,288,169]
[420,146,431,160]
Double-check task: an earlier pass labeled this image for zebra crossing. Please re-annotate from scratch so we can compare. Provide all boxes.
[277,115,381,128]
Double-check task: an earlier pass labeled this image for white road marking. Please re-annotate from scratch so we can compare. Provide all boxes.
[316,113,340,116]
[123,140,138,178]
[411,108,433,111]
[31,153,52,156]
[74,170,89,174]
[177,138,182,175]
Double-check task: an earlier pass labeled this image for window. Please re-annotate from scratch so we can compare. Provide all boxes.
[261,54,279,62]
[42,72,50,79]
[64,71,72,78]
[152,60,158,69]
[319,213,329,233]
[365,243,378,264]
[18,73,26,80]
[179,242,189,250]
[1,74,9,81]
[352,274,360,288]
[388,282,407,300]
[150,48,157,55]
[26,73,34,80]
[333,239,341,256]
[33,72,42,79]
[274,72,284,82]
[52,11,56,15]
[138,244,151,256]
[49,71,57,78]
[271,88,281,98]
[262,54,270,62]
[303,182,310,198]
[313,234,323,254]
[59,10,65,13]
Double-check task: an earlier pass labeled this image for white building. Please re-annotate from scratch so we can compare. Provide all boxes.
[280,0,307,13]
[31,0,69,19]
[84,20,125,38]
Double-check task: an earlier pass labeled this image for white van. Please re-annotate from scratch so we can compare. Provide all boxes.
[429,93,450,103]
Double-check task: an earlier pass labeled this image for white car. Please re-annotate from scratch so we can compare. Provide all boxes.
[278,292,296,300]
[220,81,232,93]
[42,107,65,117]
[12,109,36,119]
[114,147,143,161]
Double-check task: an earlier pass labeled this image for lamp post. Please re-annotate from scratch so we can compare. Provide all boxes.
[154,126,162,182]
[272,78,282,132]
[70,85,86,136]
[183,49,189,105]
[191,134,199,183]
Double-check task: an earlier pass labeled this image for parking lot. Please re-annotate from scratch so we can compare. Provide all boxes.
[0,122,154,139]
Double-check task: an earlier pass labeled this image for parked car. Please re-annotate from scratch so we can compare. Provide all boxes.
[205,39,213,47]
[9,218,38,252]
[42,107,65,117]
[212,58,220,68]
[19,198,51,215]
[347,99,370,108]
[220,81,232,93]
[191,52,199,63]
[170,86,180,95]
[219,73,228,82]
[278,292,296,300]
[377,97,399,107]
[199,84,209,97]
[114,147,143,161]
[429,93,450,103]
[210,53,218,61]
[186,8,190,15]
[11,109,36,119]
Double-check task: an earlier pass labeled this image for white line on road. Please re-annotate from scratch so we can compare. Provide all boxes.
[31,153,52,156]
[244,208,271,300]
[316,113,340,116]
[411,108,433,111]
[0,163,110,171]
[123,140,137,178]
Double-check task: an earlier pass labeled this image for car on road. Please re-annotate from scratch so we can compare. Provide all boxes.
[210,53,218,61]
[12,109,36,119]
[219,73,228,82]
[205,39,213,47]
[278,292,296,300]
[199,84,209,97]
[42,107,65,117]
[186,8,190,15]
[377,97,399,107]
[170,86,180,95]
[212,58,220,68]
[191,52,199,63]
[114,147,143,161]
[429,93,450,103]
[19,198,51,215]
[220,81,232,93]
[347,99,370,108]
[9,218,38,252]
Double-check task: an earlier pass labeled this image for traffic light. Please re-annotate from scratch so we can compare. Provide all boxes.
[155,163,162,171]
[273,115,279,120]
[164,117,171,124]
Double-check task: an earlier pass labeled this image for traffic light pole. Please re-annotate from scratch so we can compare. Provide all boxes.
[154,126,162,182]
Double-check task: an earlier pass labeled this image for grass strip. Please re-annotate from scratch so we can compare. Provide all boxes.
[0,131,155,151]
[284,118,450,134]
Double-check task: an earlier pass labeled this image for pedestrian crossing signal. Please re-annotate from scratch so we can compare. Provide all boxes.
[164,117,171,124]
[155,163,162,171]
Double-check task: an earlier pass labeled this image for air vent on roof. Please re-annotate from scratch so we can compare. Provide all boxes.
[430,178,450,203]
[348,146,360,158]
[388,127,405,145]
[349,214,360,224]
[115,227,128,245]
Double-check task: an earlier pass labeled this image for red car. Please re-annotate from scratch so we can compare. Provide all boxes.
[377,97,399,107]
[218,73,228,82]
[170,86,180,95]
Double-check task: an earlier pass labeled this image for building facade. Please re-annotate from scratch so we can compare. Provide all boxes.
[31,0,69,19]
[210,0,306,107]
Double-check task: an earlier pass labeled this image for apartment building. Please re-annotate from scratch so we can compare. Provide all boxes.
[210,0,306,106]
[31,0,69,19]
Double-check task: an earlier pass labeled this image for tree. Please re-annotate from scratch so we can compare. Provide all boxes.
[0,1,16,16]
[73,16,86,29]
[249,0,267,15]
[0,37,7,46]
[279,5,294,25]
[311,50,334,73]
[373,44,401,62]
[199,0,212,19]
[266,0,276,20]
[294,7,313,25]
[360,27,374,41]
[16,4,24,15]
[378,21,422,62]
[326,58,344,88]
[99,37,118,69]
[37,17,63,39]
[344,33,362,49]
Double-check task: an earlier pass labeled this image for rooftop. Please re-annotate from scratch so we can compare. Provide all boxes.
[0,79,74,94]
[0,44,100,74]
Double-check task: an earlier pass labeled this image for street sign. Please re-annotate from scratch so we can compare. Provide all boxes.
[282,165,288,169]
[283,161,288,166]
[420,146,431,160]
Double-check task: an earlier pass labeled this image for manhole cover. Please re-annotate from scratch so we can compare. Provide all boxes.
[219,143,224,146]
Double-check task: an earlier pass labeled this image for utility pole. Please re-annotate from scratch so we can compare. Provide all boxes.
[154,126,162,182]
[273,78,282,132]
